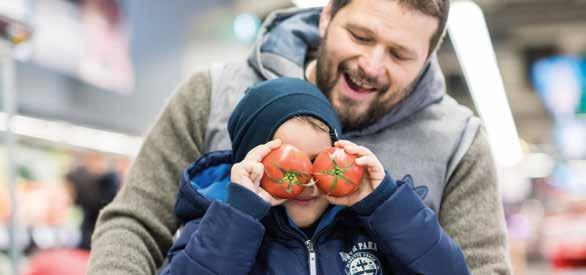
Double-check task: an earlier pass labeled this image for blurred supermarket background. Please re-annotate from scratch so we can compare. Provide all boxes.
[1,0,585,274]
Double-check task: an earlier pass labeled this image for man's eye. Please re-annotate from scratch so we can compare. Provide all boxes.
[391,51,406,61]
[350,32,371,43]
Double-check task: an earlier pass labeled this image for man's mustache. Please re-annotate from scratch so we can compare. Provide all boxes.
[339,63,389,92]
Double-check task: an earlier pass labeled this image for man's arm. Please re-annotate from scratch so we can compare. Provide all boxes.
[439,128,513,275]
[88,71,212,275]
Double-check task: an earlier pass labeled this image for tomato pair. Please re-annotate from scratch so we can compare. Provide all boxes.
[260,144,365,199]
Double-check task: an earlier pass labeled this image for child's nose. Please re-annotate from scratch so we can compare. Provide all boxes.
[305,179,320,196]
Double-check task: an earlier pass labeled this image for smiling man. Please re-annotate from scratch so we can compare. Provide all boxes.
[88,1,512,274]
[308,0,440,131]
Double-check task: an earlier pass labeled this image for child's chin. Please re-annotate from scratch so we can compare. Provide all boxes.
[291,218,318,229]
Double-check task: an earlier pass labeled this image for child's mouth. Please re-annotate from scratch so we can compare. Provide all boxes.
[292,197,315,206]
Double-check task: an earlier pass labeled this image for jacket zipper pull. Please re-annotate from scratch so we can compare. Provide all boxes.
[305,240,317,275]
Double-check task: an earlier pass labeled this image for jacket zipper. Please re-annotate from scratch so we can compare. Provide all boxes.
[305,239,317,275]
[271,208,341,275]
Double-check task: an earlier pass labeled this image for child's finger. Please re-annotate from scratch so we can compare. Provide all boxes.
[230,164,256,190]
[348,145,374,157]
[334,140,351,147]
[355,157,385,183]
[243,146,269,162]
[266,139,282,149]
[244,140,282,162]
[256,189,271,203]
[334,141,373,158]
[355,156,383,171]
[248,162,265,186]
[257,188,287,206]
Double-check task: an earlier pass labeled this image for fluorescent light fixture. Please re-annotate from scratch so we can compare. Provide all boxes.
[0,112,142,156]
[291,0,327,8]
[448,0,523,168]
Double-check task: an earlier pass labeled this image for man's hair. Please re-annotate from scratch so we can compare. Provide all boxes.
[330,0,450,55]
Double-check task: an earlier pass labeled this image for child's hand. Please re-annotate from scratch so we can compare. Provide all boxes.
[231,139,287,206]
[324,140,385,207]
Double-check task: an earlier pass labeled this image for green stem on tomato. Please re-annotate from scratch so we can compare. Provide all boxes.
[264,162,310,193]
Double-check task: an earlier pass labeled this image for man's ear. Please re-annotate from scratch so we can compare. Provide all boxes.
[319,2,333,38]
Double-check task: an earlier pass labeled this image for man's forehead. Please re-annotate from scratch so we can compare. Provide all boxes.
[344,22,414,54]
[334,0,438,54]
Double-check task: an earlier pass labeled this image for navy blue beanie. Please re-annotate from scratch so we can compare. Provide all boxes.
[228,78,342,163]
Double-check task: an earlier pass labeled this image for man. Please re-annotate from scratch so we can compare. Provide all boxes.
[88,1,512,274]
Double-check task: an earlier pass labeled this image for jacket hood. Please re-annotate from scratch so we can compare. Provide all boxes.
[247,7,446,137]
[174,151,233,222]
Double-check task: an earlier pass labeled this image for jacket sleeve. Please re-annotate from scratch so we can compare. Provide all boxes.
[366,180,471,275]
[88,71,212,275]
[160,201,266,275]
[439,128,512,275]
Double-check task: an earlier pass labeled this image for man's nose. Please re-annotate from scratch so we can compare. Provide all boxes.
[358,46,386,79]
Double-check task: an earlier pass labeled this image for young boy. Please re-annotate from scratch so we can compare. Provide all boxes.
[161,78,470,275]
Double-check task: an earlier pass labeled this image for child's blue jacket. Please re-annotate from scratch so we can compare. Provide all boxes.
[160,151,470,275]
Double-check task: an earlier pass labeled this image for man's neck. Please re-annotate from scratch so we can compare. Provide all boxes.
[304,59,317,85]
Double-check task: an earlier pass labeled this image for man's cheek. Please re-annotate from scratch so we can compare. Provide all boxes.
[334,42,358,62]
[327,30,355,60]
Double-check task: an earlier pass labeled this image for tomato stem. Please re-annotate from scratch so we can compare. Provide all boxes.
[313,153,357,195]
[265,162,309,193]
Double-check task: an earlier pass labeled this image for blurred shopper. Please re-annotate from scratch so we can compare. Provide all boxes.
[89,1,512,274]
[66,166,119,250]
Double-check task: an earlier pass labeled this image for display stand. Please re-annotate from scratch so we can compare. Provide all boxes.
[1,37,20,275]
[1,13,32,275]
[1,38,19,275]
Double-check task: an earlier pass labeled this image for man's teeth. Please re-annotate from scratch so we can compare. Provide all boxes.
[349,74,375,90]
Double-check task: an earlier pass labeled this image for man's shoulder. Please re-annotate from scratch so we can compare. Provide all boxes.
[177,60,254,95]
[202,61,264,153]
[384,94,483,178]
[172,67,212,100]
[416,95,475,124]
[394,94,479,142]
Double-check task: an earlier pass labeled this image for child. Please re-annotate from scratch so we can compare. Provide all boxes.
[161,78,470,275]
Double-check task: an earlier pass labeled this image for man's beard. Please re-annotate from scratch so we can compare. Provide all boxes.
[315,38,410,132]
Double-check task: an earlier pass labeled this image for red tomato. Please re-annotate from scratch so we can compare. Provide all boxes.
[261,144,313,199]
[312,147,365,197]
